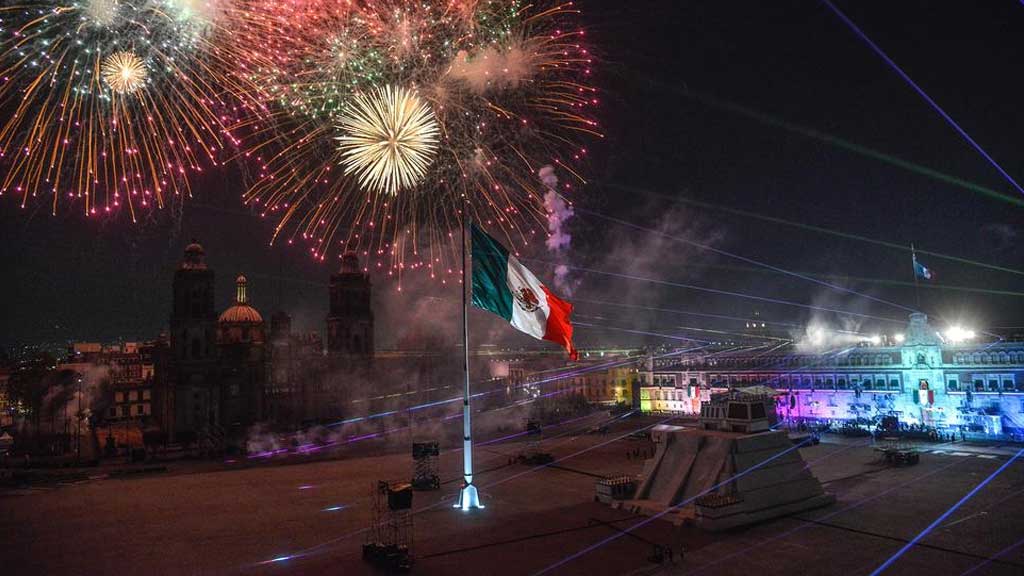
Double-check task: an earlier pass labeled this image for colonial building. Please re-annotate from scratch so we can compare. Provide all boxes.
[641,313,1024,436]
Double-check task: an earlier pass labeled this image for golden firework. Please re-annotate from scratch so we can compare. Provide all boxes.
[101,51,147,94]
[335,85,439,195]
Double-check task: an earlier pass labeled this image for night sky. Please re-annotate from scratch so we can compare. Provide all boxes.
[2,0,1022,351]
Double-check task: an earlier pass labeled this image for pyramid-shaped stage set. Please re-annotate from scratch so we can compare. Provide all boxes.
[615,390,834,530]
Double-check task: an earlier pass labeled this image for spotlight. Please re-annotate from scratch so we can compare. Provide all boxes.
[944,326,976,343]
[893,333,905,344]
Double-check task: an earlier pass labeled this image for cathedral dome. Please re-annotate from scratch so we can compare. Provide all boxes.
[219,275,264,325]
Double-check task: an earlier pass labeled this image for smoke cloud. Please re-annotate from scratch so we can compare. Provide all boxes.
[539,165,576,295]
[449,45,534,94]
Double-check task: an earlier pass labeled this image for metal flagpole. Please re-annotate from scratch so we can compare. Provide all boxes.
[910,243,921,309]
[456,214,483,510]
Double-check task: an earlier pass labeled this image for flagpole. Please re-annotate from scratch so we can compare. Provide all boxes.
[910,243,921,310]
[456,213,483,510]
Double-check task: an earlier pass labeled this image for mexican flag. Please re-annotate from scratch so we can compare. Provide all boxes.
[471,223,578,360]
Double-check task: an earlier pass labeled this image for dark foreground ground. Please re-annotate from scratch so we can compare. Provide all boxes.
[3,414,1023,576]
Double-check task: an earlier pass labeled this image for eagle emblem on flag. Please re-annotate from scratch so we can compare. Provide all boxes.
[512,285,541,312]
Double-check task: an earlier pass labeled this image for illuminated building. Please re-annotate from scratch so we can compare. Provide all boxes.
[641,313,1024,436]
[0,367,11,426]
[217,275,267,438]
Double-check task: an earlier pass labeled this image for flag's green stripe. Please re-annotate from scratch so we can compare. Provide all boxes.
[470,224,513,321]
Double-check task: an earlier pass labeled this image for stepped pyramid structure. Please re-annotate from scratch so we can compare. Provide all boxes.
[620,388,834,530]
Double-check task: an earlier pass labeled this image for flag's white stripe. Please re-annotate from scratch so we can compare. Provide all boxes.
[505,254,550,340]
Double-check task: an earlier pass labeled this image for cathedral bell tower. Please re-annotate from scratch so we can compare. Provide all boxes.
[171,241,216,364]
[327,251,374,359]
[169,241,217,436]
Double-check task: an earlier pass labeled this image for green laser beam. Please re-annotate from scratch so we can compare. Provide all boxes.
[601,183,1024,278]
[676,261,1024,298]
[668,86,1024,209]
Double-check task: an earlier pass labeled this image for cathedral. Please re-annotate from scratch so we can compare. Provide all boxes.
[167,242,270,447]
[165,242,376,448]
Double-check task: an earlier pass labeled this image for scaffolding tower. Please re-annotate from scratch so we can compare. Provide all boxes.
[362,481,414,571]
[411,442,440,490]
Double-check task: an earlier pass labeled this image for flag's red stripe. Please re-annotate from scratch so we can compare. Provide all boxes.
[540,285,578,361]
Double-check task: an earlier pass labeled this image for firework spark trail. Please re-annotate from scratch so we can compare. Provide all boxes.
[605,184,1024,277]
[578,207,918,314]
[820,0,1024,197]
[0,1,261,217]
[868,448,1024,575]
[233,0,599,273]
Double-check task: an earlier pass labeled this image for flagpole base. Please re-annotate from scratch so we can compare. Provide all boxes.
[454,483,484,510]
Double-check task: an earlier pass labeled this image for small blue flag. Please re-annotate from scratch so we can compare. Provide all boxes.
[913,253,933,280]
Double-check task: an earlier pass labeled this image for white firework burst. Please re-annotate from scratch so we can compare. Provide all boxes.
[335,85,439,195]
[101,50,147,94]
[85,0,120,26]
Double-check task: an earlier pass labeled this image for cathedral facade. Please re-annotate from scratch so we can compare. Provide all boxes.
[167,243,268,448]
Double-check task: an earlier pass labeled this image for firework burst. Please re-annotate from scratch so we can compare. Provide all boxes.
[336,85,440,196]
[236,0,599,280]
[0,1,259,218]
[101,51,148,94]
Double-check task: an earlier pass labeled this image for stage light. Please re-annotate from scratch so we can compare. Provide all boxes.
[893,333,905,344]
[944,326,976,343]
